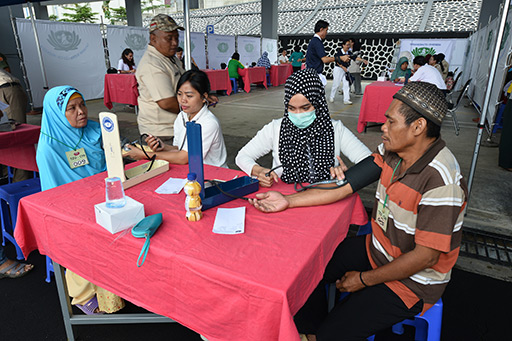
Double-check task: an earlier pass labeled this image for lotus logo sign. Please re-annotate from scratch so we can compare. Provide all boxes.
[179,41,196,52]
[125,33,147,51]
[244,44,254,53]
[47,31,81,51]
[217,42,228,53]
[411,47,436,57]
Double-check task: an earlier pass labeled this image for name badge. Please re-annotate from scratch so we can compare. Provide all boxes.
[65,148,89,169]
[376,201,390,232]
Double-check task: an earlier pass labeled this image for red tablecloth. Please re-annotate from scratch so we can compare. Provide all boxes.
[15,164,366,341]
[238,67,267,93]
[0,124,40,171]
[357,81,402,133]
[202,69,232,95]
[104,74,139,109]
[270,64,293,87]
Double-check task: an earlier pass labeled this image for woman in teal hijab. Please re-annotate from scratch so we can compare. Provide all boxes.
[390,56,411,82]
[37,85,106,192]
[36,86,124,315]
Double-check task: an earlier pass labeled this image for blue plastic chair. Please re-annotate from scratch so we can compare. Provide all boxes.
[6,166,37,184]
[391,298,443,341]
[492,103,506,134]
[0,177,41,260]
[46,256,54,283]
[230,78,238,94]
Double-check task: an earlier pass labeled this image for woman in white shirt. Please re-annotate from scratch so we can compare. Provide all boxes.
[124,70,227,167]
[117,48,136,74]
[236,69,370,187]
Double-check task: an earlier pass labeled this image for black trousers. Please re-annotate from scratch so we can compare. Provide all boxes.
[294,236,423,341]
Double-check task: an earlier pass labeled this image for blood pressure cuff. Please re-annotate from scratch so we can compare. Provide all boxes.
[344,155,382,193]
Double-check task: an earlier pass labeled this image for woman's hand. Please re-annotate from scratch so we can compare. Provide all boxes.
[206,94,219,107]
[123,144,147,160]
[253,166,279,187]
[330,155,348,180]
[145,135,164,152]
[249,191,289,213]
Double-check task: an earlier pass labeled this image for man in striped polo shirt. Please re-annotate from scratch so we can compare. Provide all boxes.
[250,81,468,340]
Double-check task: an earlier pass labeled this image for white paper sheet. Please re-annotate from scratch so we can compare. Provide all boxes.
[213,207,245,235]
[155,177,187,194]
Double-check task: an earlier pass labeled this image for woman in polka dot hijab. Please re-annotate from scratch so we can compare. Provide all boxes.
[235,69,370,187]
[278,68,335,183]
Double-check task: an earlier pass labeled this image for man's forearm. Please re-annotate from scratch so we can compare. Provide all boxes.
[287,183,354,208]
[321,56,335,64]
[361,244,441,287]
[156,96,180,114]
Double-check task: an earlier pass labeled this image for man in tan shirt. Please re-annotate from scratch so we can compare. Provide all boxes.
[136,14,185,140]
[0,68,27,124]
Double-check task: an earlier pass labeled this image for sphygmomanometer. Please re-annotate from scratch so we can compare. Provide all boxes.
[265,155,381,193]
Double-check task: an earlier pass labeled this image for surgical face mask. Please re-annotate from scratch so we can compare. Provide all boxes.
[288,110,316,129]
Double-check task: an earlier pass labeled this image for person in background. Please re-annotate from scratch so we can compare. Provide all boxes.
[136,14,185,141]
[424,54,435,67]
[409,56,446,90]
[290,46,306,73]
[347,38,368,96]
[0,243,33,279]
[124,70,227,168]
[499,69,512,171]
[256,51,272,74]
[0,52,11,73]
[330,39,353,105]
[36,86,125,315]
[176,46,199,70]
[306,20,349,86]
[390,56,412,83]
[220,63,227,70]
[278,49,290,64]
[250,82,467,341]
[117,48,136,74]
[434,54,449,81]
[0,65,32,182]
[228,52,245,92]
[236,69,370,187]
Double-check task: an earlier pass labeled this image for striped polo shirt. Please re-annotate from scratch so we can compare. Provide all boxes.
[368,138,467,313]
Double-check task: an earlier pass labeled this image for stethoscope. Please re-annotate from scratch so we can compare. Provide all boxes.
[265,165,348,192]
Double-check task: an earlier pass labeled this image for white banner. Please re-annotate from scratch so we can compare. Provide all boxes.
[262,38,278,64]
[460,34,475,92]
[179,31,207,70]
[16,19,105,107]
[400,39,457,67]
[207,34,235,70]
[237,36,261,67]
[107,25,148,71]
[473,20,498,110]
[468,28,487,99]
[486,11,512,126]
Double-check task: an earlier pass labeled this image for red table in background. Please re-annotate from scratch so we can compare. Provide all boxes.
[0,124,40,171]
[202,69,232,95]
[357,81,402,133]
[238,67,267,93]
[270,64,293,86]
[15,164,367,341]
[104,74,139,109]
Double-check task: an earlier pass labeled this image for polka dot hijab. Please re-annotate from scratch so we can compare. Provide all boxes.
[278,69,335,184]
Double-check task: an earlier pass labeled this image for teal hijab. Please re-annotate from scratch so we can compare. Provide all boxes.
[390,56,412,81]
[36,86,106,191]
